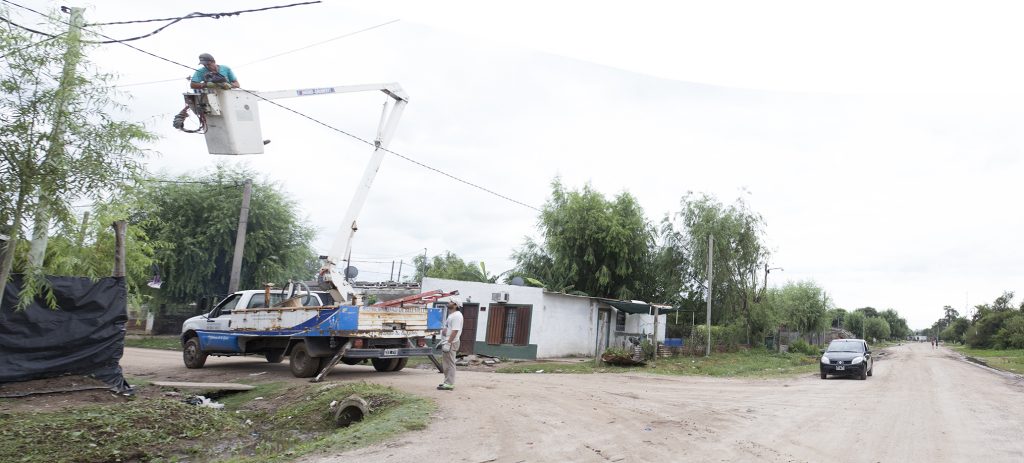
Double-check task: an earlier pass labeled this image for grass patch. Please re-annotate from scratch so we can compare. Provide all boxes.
[497,348,818,378]
[224,382,435,462]
[124,335,181,351]
[1,382,435,463]
[0,397,241,463]
[950,345,1024,375]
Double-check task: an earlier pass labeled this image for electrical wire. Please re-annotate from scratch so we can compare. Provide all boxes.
[5,0,541,212]
[0,29,64,59]
[0,15,60,37]
[86,2,321,26]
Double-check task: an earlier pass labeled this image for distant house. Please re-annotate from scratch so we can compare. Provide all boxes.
[422,277,666,360]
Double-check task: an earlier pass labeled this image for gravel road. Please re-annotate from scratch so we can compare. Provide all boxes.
[122,342,1024,462]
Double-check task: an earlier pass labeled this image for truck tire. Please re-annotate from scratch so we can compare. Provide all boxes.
[341,357,363,366]
[289,343,320,378]
[391,357,409,372]
[372,358,399,372]
[183,337,207,369]
[265,349,285,363]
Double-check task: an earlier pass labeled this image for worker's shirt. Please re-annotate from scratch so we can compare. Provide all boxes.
[191,64,237,83]
[443,311,464,339]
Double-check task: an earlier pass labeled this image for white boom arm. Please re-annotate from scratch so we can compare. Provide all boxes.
[256,83,409,303]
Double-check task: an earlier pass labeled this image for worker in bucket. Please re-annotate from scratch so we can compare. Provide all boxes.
[190,53,239,90]
[437,301,463,391]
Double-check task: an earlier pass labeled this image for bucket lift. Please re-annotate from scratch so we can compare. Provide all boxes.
[180,84,409,304]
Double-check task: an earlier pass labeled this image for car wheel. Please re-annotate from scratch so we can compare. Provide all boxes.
[372,358,399,372]
[860,368,867,380]
[265,349,285,363]
[867,365,873,376]
[183,337,207,369]
[820,371,827,379]
[289,343,320,378]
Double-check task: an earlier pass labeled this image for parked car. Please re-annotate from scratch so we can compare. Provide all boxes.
[820,338,873,380]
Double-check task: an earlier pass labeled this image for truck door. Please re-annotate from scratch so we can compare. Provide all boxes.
[205,293,241,332]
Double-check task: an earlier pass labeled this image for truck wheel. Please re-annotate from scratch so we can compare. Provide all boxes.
[183,337,207,369]
[265,349,285,363]
[391,357,409,372]
[341,357,363,366]
[372,358,399,372]
[289,343,320,378]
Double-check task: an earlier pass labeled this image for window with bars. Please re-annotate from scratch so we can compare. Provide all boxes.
[615,310,626,332]
[486,305,532,345]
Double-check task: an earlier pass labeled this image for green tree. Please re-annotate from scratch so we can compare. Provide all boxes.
[511,180,654,300]
[124,167,316,305]
[0,12,154,304]
[864,317,891,341]
[413,251,500,283]
[854,307,879,319]
[778,280,829,336]
[880,309,910,340]
[663,192,771,340]
[828,308,847,329]
[845,312,866,338]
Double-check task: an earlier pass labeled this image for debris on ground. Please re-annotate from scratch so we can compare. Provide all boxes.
[184,395,225,409]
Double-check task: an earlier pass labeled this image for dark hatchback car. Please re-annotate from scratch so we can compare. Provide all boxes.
[820,339,873,380]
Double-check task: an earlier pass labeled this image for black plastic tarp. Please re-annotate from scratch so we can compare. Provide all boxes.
[0,275,130,392]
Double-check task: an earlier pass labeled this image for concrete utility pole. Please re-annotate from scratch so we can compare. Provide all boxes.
[420,248,427,282]
[28,7,85,266]
[227,179,253,294]
[112,221,126,278]
[706,235,713,357]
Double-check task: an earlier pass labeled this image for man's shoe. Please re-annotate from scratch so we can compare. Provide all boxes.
[436,384,454,391]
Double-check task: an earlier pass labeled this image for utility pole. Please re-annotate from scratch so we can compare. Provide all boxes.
[396,259,403,282]
[227,179,252,294]
[420,248,427,282]
[706,235,713,357]
[389,260,395,281]
[28,7,85,266]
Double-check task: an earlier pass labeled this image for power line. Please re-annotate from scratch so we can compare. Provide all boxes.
[0,15,60,37]
[6,0,541,213]
[86,2,321,26]
[114,19,400,88]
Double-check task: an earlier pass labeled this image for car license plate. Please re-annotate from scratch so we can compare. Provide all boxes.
[383,349,399,357]
[835,365,845,371]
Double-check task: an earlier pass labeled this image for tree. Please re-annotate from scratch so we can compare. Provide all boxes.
[864,317,891,341]
[845,312,867,339]
[778,280,829,336]
[511,180,654,300]
[880,309,910,340]
[413,251,500,283]
[123,167,316,304]
[854,307,879,319]
[828,308,848,329]
[0,11,154,305]
[663,192,771,339]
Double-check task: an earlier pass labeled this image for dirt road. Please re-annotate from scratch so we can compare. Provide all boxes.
[122,343,1024,462]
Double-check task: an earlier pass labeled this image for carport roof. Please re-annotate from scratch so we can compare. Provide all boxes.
[599,299,679,315]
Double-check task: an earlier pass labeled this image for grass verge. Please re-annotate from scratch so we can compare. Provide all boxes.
[124,335,181,351]
[497,348,818,378]
[0,381,435,463]
[949,345,1024,375]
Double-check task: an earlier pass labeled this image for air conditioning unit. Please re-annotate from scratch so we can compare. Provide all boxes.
[491,291,510,303]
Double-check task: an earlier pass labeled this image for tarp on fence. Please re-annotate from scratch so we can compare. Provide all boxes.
[0,275,130,392]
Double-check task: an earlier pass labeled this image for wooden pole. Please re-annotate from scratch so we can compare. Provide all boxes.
[706,235,713,357]
[112,221,126,277]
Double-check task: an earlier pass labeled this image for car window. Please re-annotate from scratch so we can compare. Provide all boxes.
[211,294,241,317]
[827,340,864,353]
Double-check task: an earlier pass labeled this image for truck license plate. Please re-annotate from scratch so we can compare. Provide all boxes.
[835,365,845,371]
[383,349,399,357]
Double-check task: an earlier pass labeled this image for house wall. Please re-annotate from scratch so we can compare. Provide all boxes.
[422,278,666,359]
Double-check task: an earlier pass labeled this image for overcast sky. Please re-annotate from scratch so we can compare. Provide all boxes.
[12,1,1024,328]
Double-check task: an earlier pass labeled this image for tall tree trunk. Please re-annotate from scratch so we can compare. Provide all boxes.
[0,189,28,296]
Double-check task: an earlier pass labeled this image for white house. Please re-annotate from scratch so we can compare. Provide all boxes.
[422,277,667,359]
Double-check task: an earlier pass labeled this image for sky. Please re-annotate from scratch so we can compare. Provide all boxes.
[7,0,1024,329]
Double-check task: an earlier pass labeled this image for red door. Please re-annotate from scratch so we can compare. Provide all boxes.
[459,303,479,354]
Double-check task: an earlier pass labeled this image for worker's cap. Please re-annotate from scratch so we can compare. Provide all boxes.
[198,53,215,64]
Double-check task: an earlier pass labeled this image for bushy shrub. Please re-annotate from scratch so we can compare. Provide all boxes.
[788,339,819,356]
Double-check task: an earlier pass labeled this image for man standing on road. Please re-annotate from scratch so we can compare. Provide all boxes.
[190,53,239,90]
[437,302,463,391]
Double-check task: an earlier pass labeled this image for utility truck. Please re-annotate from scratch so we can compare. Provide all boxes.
[178,82,450,381]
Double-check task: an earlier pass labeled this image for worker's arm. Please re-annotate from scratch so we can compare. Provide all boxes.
[448,330,459,344]
[230,80,240,88]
